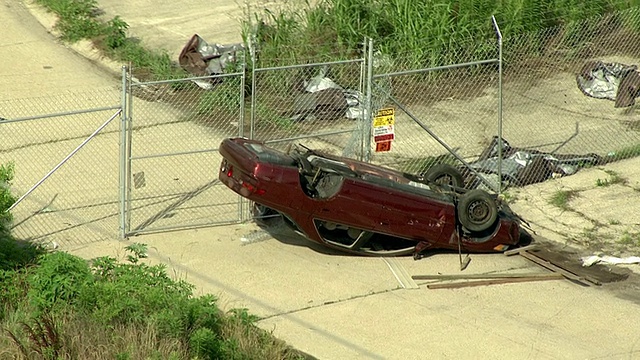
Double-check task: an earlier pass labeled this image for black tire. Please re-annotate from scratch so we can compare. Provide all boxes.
[458,189,498,233]
[425,163,465,188]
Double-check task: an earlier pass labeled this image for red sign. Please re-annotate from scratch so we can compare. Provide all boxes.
[374,133,395,143]
[375,141,392,152]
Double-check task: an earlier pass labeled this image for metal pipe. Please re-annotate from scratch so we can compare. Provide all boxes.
[8,110,122,212]
[254,58,364,73]
[2,106,121,123]
[492,15,504,194]
[130,72,242,87]
[364,37,374,162]
[250,38,257,140]
[373,59,498,79]
[125,66,134,236]
[264,129,356,145]
[119,66,128,239]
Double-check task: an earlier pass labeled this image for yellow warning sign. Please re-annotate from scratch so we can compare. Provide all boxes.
[373,108,395,127]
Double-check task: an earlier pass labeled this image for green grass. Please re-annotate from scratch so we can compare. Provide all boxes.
[244,0,639,68]
[595,169,627,187]
[0,243,305,359]
[1,163,305,358]
[549,189,579,210]
[606,142,640,162]
[34,0,186,80]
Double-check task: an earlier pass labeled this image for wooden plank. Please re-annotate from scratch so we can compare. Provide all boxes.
[412,272,561,281]
[426,274,565,289]
[504,244,539,256]
[519,251,597,286]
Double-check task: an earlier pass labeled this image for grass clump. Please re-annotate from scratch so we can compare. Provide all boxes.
[595,169,627,187]
[244,0,639,67]
[617,230,640,246]
[549,189,579,210]
[34,0,185,80]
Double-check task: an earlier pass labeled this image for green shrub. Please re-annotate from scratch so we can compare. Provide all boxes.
[0,162,16,233]
[104,16,129,49]
[27,252,94,311]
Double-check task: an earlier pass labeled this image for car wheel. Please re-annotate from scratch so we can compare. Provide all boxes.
[458,189,498,233]
[425,163,464,188]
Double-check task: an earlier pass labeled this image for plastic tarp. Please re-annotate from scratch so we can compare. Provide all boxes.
[178,34,243,89]
[465,137,602,187]
[576,60,640,108]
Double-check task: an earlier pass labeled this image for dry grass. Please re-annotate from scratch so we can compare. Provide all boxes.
[1,311,188,360]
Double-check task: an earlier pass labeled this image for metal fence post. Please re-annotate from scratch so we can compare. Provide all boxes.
[492,16,504,194]
[249,37,257,140]
[119,65,128,239]
[364,37,374,162]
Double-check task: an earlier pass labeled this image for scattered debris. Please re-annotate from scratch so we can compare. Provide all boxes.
[505,246,600,286]
[576,60,640,107]
[463,136,602,189]
[412,272,552,280]
[240,229,272,245]
[178,34,243,89]
[290,66,364,121]
[423,273,564,289]
[581,255,640,267]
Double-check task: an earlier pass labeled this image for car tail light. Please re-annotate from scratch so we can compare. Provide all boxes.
[221,160,233,177]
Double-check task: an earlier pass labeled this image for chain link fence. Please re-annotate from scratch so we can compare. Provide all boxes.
[125,72,245,235]
[1,88,123,246]
[250,52,367,158]
[499,8,640,178]
[5,8,640,243]
[369,38,501,186]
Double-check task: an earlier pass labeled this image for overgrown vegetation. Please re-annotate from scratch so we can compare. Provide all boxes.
[246,0,640,66]
[0,244,303,359]
[34,0,185,80]
[0,163,305,359]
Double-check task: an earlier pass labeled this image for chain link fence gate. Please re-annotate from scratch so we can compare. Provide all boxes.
[250,56,367,153]
[123,69,246,236]
[1,86,124,247]
[368,29,503,192]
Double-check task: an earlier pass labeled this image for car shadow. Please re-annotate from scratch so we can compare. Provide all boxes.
[254,216,372,257]
[254,216,536,260]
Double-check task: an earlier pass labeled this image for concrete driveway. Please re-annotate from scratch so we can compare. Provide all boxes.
[3,0,640,359]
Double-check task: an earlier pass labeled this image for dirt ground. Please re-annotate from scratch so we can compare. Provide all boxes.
[4,0,640,358]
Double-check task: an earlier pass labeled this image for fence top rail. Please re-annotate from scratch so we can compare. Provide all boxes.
[254,58,365,73]
[131,72,244,87]
[373,59,498,79]
[0,105,122,123]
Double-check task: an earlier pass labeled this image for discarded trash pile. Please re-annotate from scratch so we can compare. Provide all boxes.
[460,137,603,189]
[576,60,640,108]
[178,34,364,121]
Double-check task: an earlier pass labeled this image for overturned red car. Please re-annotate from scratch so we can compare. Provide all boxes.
[219,137,523,257]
